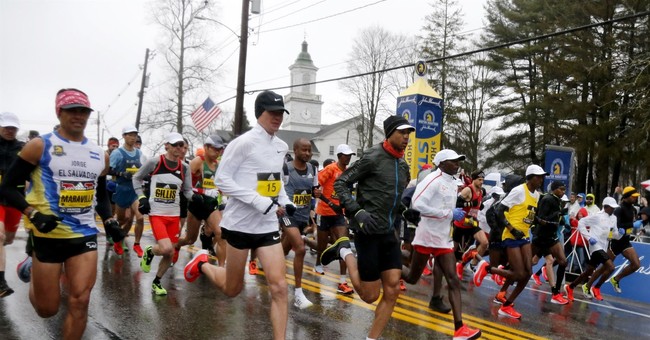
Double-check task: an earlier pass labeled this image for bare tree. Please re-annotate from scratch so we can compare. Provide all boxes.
[340,26,413,149]
[144,0,220,136]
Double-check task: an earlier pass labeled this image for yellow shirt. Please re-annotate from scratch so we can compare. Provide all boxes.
[502,183,539,240]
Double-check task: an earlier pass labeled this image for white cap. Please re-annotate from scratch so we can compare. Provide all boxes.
[122,124,138,134]
[336,144,355,155]
[488,186,505,196]
[561,194,569,202]
[166,132,184,144]
[433,149,465,166]
[525,164,548,176]
[602,197,619,208]
[205,134,225,148]
[0,112,20,129]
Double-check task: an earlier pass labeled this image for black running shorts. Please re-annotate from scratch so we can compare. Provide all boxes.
[221,228,281,250]
[32,234,98,263]
[355,232,402,281]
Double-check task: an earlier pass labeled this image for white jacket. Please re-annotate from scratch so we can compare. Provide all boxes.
[578,210,619,254]
[411,169,457,249]
[215,123,291,234]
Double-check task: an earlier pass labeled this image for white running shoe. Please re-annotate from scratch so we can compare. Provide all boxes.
[294,294,314,309]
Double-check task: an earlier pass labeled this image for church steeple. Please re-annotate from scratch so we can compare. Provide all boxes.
[284,40,323,133]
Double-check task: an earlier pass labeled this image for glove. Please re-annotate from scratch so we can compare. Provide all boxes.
[633,220,643,229]
[510,228,525,240]
[285,204,296,216]
[138,196,150,215]
[618,228,626,236]
[354,209,379,234]
[29,210,63,233]
[402,208,421,225]
[589,237,597,245]
[104,218,126,243]
[120,171,133,180]
[203,189,219,198]
[452,208,465,222]
[107,180,117,192]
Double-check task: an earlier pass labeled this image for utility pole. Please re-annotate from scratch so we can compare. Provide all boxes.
[233,0,250,136]
[135,48,150,130]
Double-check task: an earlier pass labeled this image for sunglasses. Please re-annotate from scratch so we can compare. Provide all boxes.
[170,142,185,148]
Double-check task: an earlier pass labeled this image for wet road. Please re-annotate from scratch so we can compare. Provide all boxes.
[2,225,650,340]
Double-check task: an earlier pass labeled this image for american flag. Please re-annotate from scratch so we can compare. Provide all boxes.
[191,97,222,132]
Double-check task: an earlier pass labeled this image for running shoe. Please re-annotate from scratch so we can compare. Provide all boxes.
[133,244,144,258]
[453,324,482,340]
[564,284,574,302]
[461,245,477,264]
[609,277,622,293]
[313,264,325,275]
[590,287,603,301]
[140,245,154,273]
[493,291,507,304]
[473,260,489,287]
[492,273,505,286]
[0,281,14,298]
[337,282,354,295]
[321,237,350,266]
[294,294,314,309]
[172,249,179,264]
[542,265,548,281]
[531,273,542,285]
[551,293,569,305]
[16,256,32,283]
[581,284,592,299]
[498,304,522,319]
[422,258,433,276]
[399,279,407,291]
[113,241,124,255]
[184,250,209,283]
[152,282,167,296]
[456,262,464,280]
[248,260,258,275]
[429,295,451,313]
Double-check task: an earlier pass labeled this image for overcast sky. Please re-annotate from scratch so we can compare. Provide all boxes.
[0,0,486,147]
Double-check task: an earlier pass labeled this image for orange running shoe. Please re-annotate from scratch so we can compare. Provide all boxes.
[249,260,258,275]
[453,324,481,340]
[590,287,603,301]
[564,284,574,302]
[531,273,542,285]
[498,304,522,319]
[399,279,407,291]
[542,265,549,281]
[456,262,464,280]
[337,282,354,295]
[133,244,144,258]
[493,291,507,304]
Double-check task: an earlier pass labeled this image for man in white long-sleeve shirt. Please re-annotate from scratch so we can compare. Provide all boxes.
[407,149,481,340]
[564,197,621,302]
[184,90,294,340]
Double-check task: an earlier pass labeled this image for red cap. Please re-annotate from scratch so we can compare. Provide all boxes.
[56,89,93,115]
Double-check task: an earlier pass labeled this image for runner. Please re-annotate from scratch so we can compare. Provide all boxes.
[453,169,487,279]
[176,135,226,266]
[133,132,195,296]
[474,164,547,320]
[280,138,320,308]
[605,186,641,293]
[109,124,144,256]
[404,149,482,339]
[0,112,25,297]
[319,115,419,340]
[0,88,124,339]
[183,90,294,339]
[564,197,621,301]
[312,144,355,295]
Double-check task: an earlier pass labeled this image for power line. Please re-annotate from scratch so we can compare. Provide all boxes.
[255,0,327,28]
[246,10,650,94]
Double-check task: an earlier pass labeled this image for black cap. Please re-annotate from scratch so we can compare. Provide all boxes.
[383,115,415,138]
[254,90,289,118]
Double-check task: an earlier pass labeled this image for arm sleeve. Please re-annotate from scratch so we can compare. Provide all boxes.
[412,180,452,218]
[95,175,113,221]
[132,157,158,197]
[182,163,194,200]
[0,157,35,212]
[577,215,595,238]
[334,156,373,214]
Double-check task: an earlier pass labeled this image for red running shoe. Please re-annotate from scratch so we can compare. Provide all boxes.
[564,284,574,302]
[473,260,489,287]
[184,250,209,283]
[591,287,603,301]
[456,262,464,280]
[113,241,124,255]
[531,273,542,285]
[399,279,407,291]
[493,291,507,304]
[498,304,522,319]
[249,260,258,275]
[453,324,481,340]
[542,265,549,281]
[337,282,354,295]
[551,293,569,305]
[133,244,144,258]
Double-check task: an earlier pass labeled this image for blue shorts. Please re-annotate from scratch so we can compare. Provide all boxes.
[113,184,138,209]
[502,238,530,248]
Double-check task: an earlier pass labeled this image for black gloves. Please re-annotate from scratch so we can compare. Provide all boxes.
[29,210,63,233]
[402,208,421,225]
[354,209,379,234]
[138,196,150,215]
[104,218,126,243]
[285,204,296,216]
[511,228,525,240]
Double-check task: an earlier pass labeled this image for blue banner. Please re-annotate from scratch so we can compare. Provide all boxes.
[599,241,650,303]
[543,145,574,194]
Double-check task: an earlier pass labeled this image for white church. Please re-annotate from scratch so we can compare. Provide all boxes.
[274,41,384,168]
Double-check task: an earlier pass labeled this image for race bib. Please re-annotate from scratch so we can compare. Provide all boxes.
[292,189,312,208]
[202,178,216,189]
[125,166,139,174]
[59,181,95,214]
[153,183,178,203]
[257,172,281,197]
[523,206,536,224]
